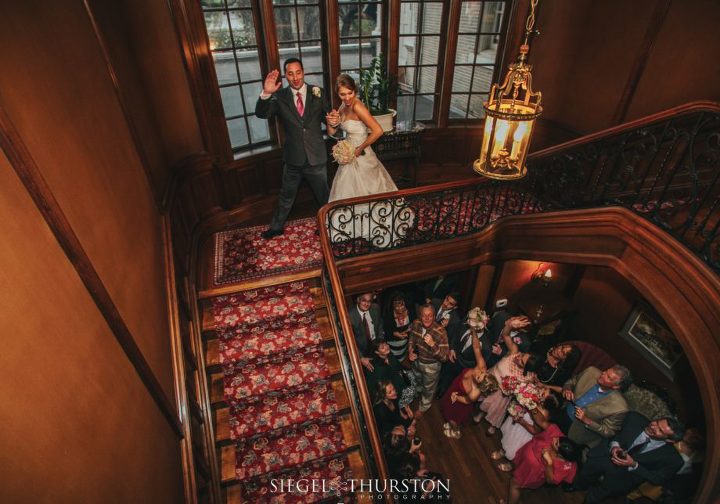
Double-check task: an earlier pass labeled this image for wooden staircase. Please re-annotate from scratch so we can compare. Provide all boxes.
[199,277,368,503]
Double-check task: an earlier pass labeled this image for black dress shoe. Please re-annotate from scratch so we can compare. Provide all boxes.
[261,228,283,239]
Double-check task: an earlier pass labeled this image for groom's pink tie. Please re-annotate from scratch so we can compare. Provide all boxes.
[296,93,304,117]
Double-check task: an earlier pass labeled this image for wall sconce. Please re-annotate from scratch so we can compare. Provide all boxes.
[531,263,553,286]
[473,0,542,180]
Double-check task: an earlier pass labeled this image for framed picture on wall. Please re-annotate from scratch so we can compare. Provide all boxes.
[619,302,685,381]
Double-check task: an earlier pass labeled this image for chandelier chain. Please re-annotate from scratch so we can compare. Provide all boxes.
[526,0,539,34]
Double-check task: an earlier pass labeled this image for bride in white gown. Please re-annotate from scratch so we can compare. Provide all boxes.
[326,74,412,246]
[327,74,397,201]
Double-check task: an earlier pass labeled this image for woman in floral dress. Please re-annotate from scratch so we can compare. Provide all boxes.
[478,316,541,434]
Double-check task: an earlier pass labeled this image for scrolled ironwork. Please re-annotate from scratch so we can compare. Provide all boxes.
[323,104,720,273]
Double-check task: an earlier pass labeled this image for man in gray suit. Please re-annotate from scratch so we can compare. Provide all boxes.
[556,365,632,448]
[348,292,384,371]
[256,58,334,238]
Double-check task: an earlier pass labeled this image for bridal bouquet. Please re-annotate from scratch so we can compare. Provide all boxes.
[514,381,545,410]
[500,375,521,396]
[331,140,355,164]
[466,307,490,330]
[507,401,525,418]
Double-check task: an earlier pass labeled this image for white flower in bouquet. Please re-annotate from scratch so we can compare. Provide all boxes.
[514,382,546,411]
[466,307,490,330]
[332,139,356,164]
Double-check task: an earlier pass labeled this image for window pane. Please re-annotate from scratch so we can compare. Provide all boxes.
[235,48,262,81]
[482,2,505,32]
[397,95,415,123]
[452,65,472,93]
[415,95,434,120]
[472,66,494,92]
[456,35,478,64]
[248,115,271,143]
[300,41,324,73]
[340,38,361,70]
[298,6,321,40]
[360,38,381,67]
[418,66,436,93]
[468,94,487,118]
[449,94,469,118]
[422,3,443,34]
[242,83,262,109]
[398,66,416,92]
[228,10,257,47]
[398,36,417,66]
[227,118,249,148]
[399,3,418,35]
[420,36,440,65]
[274,7,297,43]
[212,50,238,85]
[205,11,231,50]
[476,34,499,57]
[220,86,244,117]
[459,2,482,32]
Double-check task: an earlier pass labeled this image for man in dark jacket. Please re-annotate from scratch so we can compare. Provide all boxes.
[256,58,332,238]
[572,412,685,503]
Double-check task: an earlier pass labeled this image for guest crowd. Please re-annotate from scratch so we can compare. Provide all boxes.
[347,275,704,503]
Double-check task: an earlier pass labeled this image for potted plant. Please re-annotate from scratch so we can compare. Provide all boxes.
[359,54,396,132]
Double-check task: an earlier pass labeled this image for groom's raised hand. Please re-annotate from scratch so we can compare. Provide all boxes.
[262,69,282,95]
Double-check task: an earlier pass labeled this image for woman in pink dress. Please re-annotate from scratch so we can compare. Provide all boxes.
[502,422,580,504]
[478,316,541,434]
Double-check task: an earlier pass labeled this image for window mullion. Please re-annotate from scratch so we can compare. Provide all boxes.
[437,0,462,127]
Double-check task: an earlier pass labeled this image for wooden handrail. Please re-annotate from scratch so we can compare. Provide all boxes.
[317,228,391,489]
[529,100,720,159]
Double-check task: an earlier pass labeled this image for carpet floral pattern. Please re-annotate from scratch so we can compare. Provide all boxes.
[214,218,322,285]
[211,280,353,501]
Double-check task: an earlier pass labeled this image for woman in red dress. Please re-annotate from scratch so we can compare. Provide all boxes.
[439,332,498,438]
[502,420,580,504]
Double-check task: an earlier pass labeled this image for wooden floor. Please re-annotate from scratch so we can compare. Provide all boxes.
[415,403,592,504]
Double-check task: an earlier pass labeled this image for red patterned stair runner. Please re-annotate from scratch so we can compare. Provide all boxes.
[212,280,353,502]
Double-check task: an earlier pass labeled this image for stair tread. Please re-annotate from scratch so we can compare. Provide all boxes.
[214,379,351,443]
[234,416,350,480]
[211,346,340,406]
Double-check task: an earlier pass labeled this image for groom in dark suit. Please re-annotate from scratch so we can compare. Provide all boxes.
[256,58,334,238]
[572,412,684,503]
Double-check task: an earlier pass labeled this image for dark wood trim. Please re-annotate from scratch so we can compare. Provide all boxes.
[82,0,162,207]
[437,0,462,128]
[167,0,233,163]
[499,0,528,73]
[0,104,184,439]
[325,0,341,109]
[386,0,400,112]
[161,216,199,504]
[611,0,672,125]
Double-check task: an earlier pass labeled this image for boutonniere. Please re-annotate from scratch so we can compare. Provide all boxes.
[312,87,321,98]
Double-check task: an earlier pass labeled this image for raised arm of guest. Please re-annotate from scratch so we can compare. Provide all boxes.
[471,331,487,372]
[501,316,531,355]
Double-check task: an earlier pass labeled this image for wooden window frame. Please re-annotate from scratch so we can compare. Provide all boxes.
[171,0,520,164]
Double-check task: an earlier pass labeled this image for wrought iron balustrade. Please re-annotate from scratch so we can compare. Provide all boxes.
[321,102,720,272]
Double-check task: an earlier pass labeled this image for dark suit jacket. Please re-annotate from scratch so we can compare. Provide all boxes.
[451,325,489,368]
[612,412,684,486]
[255,84,331,166]
[431,299,463,345]
[348,303,384,357]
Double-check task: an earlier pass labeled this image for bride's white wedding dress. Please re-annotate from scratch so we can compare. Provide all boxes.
[327,119,413,247]
[329,119,398,201]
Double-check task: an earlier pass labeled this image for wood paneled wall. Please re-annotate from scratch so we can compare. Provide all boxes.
[531,0,720,134]
[0,2,185,501]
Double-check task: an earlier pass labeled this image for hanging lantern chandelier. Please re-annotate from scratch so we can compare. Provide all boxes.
[474,0,542,180]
